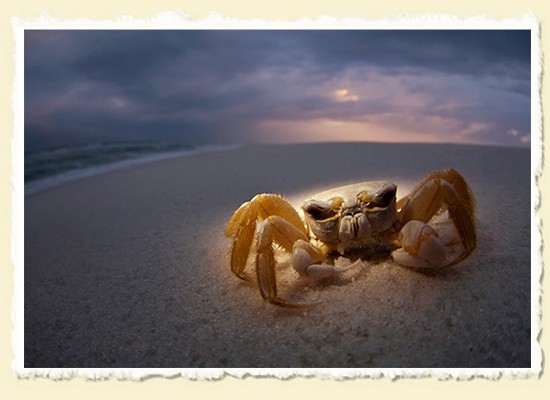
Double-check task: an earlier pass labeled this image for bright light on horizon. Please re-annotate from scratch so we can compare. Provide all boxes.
[245,117,510,147]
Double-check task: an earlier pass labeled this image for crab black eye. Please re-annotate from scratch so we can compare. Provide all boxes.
[302,200,336,220]
[368,184,396,208]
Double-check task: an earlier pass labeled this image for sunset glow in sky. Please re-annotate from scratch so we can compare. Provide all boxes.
[24,30,531,151]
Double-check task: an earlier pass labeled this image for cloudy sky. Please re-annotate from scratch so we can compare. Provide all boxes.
[24,29,531,152]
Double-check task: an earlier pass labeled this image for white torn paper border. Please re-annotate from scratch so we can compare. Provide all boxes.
[11,13,543,380]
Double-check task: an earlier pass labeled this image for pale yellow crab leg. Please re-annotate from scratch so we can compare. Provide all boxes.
[256,216,318,308]
[225,194,307,281]
[225,200,258,280]
[399,168,475,224]
[396,168,476,268]
[255,194,307,235]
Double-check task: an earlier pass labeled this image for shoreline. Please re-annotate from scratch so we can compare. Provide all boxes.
[24,143,242,197]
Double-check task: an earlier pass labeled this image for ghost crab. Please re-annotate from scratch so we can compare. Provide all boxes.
[225,169,476,308]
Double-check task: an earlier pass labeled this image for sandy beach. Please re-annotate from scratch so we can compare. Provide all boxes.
[24,142,532,369]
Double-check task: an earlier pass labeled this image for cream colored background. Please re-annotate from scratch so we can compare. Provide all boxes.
[1,0,547,397]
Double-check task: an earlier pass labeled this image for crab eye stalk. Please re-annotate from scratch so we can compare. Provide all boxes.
[362,184,397,209]
[302,199,336,220]
[375,184,397,206]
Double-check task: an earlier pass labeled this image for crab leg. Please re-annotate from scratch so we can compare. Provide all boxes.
[225,200,258,280]
[225,194,307,281]
[256,216,315,308]
[395,169,476,268]
[399,168,475,225]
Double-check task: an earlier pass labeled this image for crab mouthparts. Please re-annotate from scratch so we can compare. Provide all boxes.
[339,212,371,242]
[342,206,362,217]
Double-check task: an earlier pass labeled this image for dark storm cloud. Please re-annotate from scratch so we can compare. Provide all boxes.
[304,30,530,76]
[24,29,532,151]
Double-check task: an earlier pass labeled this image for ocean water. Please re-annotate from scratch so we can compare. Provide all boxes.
[24,141,240,197]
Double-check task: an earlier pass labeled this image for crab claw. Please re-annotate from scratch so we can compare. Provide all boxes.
[392,220,447,269]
